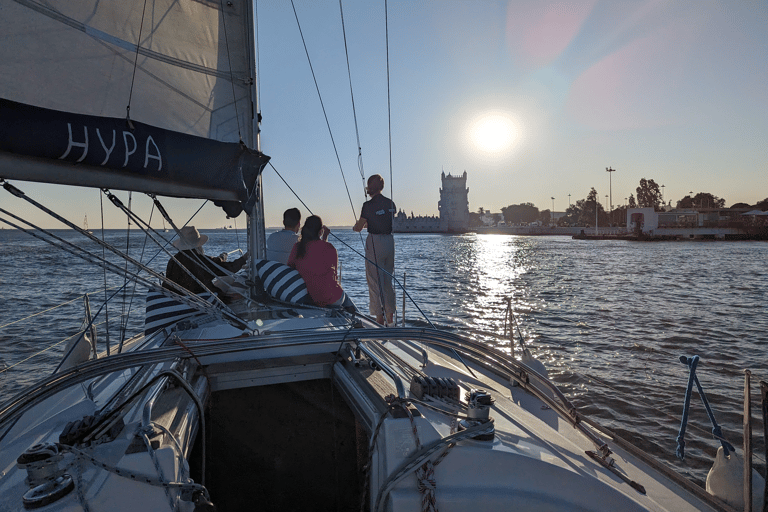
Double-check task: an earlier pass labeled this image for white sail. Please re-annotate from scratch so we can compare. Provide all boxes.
[0,0,267,207]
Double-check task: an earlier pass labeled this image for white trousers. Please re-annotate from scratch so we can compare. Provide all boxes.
[365,234,395,318]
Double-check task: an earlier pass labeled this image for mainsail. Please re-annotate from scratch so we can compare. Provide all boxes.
[0,0,268,215]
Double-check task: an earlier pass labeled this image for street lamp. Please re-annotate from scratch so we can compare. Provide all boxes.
[568,193,571,206]
[550,197,555,225]
[606,167,616,212]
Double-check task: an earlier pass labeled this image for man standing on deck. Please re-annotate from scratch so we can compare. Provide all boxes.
[266,208,301,264]
[354,175,396,326]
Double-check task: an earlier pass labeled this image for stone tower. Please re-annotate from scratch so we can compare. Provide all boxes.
[438,171,469,232]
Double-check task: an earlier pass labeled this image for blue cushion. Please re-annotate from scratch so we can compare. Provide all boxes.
[254,259,312,305]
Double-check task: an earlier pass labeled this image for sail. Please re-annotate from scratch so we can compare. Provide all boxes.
[0,0,268,213]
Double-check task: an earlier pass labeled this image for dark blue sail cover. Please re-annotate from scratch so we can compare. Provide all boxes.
[0,98,269,217]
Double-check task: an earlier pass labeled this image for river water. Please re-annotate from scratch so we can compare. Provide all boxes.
[1,227,766,484]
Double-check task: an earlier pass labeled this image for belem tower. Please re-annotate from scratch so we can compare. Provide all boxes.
[393,171,470,233]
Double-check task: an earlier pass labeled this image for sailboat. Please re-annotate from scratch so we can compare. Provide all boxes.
[83,214,92,234]
[0,1,761,511]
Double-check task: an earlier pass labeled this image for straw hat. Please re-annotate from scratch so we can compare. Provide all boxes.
[172,226,208,250]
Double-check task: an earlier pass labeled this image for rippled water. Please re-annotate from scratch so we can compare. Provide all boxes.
[1,228,766,483]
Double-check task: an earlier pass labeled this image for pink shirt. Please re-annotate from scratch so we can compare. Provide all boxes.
[287,240,343,306]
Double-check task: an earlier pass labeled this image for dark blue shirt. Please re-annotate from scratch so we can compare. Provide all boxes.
[361,194,396,234]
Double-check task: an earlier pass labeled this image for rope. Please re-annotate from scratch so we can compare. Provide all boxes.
[0,208,213,317]
[0,306,138,375]
[64,444,209,501]
[52,288,121,374]
[676,355,735,459]
[384,0,393,208]
[140,426,177,511]
[337,0,367,193]
[270,162,438,328]
[289,0,359,221]
[254,0,261,114]
[219,0,242,142]
[0,289,118,331]
[118,192,133,352]
[119,204,155,353]
[373,406,493,512]
[125,0,149,126]
[100,191,111,356]
[102,190,240,318]
[395,399,440,512]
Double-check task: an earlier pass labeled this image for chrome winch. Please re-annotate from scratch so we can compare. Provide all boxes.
[458,389,495,441]
[16,442,74,509]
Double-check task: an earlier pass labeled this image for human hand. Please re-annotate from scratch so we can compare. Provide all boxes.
[321,226,330,241]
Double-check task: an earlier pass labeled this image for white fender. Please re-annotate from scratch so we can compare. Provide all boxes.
[58,331,93,372]
[706,446,765,510]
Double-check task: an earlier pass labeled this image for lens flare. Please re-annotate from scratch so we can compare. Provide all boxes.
[469,113,519,153]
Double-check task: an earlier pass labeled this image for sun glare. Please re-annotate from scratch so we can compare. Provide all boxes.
[469,113,519,154]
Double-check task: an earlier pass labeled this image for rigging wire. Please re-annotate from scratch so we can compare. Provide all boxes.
[219,0,243,142]
[254,0,261,121]
[0,288,116,331]
[0,183,218,314]
[125,0,149,127]
[100,191,111,356]
[384,0,394,207]
[118,203,156,354]
[337,0,366,188]
[289,0,359,221]
[119,192,133,352]
[0,211,199,310]
[102,191,233,313]
[269,162,435,329]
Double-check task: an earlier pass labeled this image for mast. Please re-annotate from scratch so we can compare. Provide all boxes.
[245,0,267,269]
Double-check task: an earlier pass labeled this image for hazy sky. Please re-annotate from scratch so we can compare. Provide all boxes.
[6,0,766,229]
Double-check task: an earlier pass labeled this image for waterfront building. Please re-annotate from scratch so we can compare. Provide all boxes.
[394,171,470,233]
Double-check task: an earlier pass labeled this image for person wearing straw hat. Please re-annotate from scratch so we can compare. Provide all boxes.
[163,226,248,296]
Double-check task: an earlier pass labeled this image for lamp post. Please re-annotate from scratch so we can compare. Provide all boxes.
[606,167,616,212]
[568,193,571,206]
[551,197,555,226]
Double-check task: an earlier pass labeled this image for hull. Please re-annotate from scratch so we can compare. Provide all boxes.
[0,298,734,511]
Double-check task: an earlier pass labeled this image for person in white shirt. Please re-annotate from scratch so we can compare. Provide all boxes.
[266,208,301,264]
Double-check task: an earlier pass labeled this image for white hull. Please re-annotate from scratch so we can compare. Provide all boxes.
[0,298,733,511]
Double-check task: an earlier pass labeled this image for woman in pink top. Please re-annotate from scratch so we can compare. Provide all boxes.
[288,215,355,311]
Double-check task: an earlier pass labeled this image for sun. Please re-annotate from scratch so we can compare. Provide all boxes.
[469,113,519,154]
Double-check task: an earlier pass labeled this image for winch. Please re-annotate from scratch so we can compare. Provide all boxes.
[16,442,74,509]
[458,389,495,441]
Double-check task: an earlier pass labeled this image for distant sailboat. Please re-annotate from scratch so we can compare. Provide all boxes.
[83,214,92,234]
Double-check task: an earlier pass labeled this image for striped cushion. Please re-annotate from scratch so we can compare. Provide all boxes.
[254,259,311,305]
[145,291,213,335]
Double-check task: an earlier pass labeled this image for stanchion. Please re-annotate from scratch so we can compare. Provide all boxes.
[402,272,406,327]
[761,380,767,512]
[745,369,752,512]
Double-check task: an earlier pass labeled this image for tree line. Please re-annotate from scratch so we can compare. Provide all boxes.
[471,178,768,227]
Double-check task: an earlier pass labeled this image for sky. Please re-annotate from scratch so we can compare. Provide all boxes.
[5,0,767,230]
